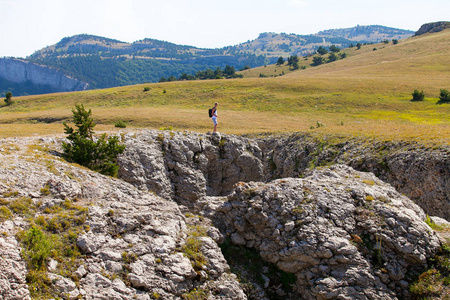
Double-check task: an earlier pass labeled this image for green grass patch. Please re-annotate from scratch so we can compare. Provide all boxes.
[12,199,89,299]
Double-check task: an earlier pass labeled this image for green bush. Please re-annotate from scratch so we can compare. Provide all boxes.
[63,104,126,177]
[328,53,338,62]
[114,119,127,128]
[143,86,151,92]
[312,56,325,66]
[412,89,425,101]
[438,89,450,103]
[4,91,12,106]
[22,227,53,270]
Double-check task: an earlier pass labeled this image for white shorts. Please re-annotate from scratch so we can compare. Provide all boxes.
[212,116,218,125]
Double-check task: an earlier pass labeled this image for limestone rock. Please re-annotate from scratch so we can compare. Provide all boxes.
[206,165,441,299]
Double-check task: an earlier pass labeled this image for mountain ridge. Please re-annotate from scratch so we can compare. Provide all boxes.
[0,24,420,96]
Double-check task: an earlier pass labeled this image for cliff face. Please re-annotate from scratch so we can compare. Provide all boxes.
[118,131,450,221]
[0,58,88,93]
[414,21,450,36]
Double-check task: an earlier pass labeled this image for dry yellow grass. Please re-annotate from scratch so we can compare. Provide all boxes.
[0,30,449,145]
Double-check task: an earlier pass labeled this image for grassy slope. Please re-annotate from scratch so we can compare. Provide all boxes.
[0,30,449,144]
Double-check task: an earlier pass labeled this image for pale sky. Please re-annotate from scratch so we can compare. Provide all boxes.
[1,0,448,58]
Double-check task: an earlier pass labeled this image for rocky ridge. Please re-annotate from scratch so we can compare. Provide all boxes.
[414,21,450,36]
[118,130,449,220]
[0,131,448,299]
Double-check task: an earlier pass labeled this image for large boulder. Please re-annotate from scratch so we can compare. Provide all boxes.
[202,165,441,299]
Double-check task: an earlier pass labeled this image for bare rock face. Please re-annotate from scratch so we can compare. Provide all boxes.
[0,221,31,300]
[257,134,450,221]
[118,130,264,203]
[0,58,88,92]
[199,165,441,299]
[414,21,450,36]
[118,132,449,221]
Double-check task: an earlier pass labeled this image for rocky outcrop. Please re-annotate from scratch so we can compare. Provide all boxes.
[118,131,264,204]
[0,136,245,299]
[414,21,450,36]
[197,165,441,299]
[118,131,450,220]
[0,58,88,93]
[0,133,447,299]
[257,134,450,220]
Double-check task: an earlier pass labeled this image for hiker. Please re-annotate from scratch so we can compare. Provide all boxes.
[211,102,218,132]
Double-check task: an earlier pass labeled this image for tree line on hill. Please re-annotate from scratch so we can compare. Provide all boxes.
[26,55,268,90]
[159,65,243,82]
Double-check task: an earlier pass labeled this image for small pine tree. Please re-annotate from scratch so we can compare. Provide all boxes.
[356,43,362,50]
[312,56,325,66]
[317,46,328,55]
[4,91,12,106]
[62,104,125,177]
[329,45,340,52]
[276,57,285,65]
[328,52,338,62]
[392,39,399,45]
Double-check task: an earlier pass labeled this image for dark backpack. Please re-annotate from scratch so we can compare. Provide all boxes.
[208,107,214,118]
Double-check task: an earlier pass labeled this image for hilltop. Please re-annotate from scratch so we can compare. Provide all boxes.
[1,24,413,96]
[230,25,413,58]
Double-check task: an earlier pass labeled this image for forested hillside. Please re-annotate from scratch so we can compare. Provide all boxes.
[1,25,415,95]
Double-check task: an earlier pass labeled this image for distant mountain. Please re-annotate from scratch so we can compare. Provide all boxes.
[26,34,268,90]
[316,25,414,42]
[1,25,415,96]
[227,25,414,58]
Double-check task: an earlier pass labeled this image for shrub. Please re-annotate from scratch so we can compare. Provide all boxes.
[312,56,325,66]
[392,39,399,45]
[276,56,285,65]
[62,104,126,177]
[329,45,340,52]
[0,206,12,220]
[410,269,443,297]
[328,53,338,62]
[4,91,12,106]
[22,227,53,270]
[316,46,328,55]
[412,89,425,101]
[114,119,127,128]
[143,86,151,92]
[438,89,450,103]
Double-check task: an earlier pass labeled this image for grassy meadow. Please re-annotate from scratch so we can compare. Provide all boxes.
[0,30,449,145]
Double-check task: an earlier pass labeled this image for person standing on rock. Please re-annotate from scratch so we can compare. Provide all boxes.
[211,102,218,132]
